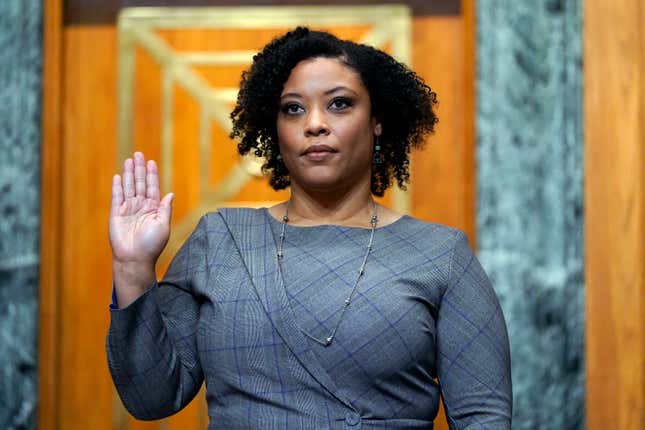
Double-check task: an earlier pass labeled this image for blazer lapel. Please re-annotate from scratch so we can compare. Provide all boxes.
[218,208,354,409]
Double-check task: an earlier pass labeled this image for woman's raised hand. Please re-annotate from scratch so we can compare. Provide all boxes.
[109,152,174,267]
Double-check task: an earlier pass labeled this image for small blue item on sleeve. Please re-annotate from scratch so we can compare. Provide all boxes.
[109,282,158,311]
[110,285,119,310]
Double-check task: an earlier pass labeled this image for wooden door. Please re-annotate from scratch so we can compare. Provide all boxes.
[40,1,475,429]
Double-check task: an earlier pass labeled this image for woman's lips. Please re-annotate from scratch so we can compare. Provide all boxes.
[302,144,337,161]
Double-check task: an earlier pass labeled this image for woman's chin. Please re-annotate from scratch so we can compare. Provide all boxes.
[292,174,349,193]
[293,174,369,195]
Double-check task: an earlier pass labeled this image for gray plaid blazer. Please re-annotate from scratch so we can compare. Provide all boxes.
[107,208,512,429]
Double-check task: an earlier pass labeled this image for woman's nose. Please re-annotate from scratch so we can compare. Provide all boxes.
[304,108,329,136]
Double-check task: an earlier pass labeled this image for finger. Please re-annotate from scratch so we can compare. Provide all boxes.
[110,174,124,217]
[159,193,174,225]
[134,152,147,198]
[122,158,135,199]
[146,160,160,201]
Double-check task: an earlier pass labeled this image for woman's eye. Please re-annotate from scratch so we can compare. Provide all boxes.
[329,98,352,110]
[281,103,303,115]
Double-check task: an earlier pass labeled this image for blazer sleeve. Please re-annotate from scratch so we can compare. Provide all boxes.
[106,215,209,420]
[436,230,513,429]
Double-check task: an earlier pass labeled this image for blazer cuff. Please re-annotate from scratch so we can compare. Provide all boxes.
[108,281,158,333]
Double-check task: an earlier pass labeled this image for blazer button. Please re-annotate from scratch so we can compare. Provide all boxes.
[345,412,361,426]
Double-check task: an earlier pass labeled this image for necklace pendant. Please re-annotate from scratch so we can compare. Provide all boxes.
[325,336,333,346]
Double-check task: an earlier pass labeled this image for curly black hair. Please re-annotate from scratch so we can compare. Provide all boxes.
[230,27,438,197]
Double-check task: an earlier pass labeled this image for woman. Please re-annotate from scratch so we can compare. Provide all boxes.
[107,27,512,429]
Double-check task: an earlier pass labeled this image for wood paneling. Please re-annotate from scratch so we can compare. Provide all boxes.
[410,13,475,241]
[584,0,644,429]
[38,0,64,428]
[59,26,119,430]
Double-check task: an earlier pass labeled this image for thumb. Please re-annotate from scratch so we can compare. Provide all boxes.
[159,192,174,224]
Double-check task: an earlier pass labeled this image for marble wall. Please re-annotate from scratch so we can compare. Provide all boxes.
[0,1,43,429]
[476,1,584,428]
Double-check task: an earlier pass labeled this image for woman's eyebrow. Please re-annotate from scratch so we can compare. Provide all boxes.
[280,86,359,100]
[324,86,358,96]
[280,92,302,100]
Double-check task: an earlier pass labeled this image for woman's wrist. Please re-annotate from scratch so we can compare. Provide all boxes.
[112,260,157,308]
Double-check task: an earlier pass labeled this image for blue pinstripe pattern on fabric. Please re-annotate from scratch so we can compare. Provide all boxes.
[283,291,399,416]
[106,208,511,429]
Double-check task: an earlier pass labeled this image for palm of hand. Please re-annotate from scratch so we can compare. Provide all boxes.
[110,196,170,263]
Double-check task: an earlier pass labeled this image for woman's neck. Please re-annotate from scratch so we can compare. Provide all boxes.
[283,182,375,227]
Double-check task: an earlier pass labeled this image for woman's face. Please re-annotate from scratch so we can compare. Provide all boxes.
[276,57,381,194]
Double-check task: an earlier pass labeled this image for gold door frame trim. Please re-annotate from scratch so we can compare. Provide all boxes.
[118,5,412,264]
